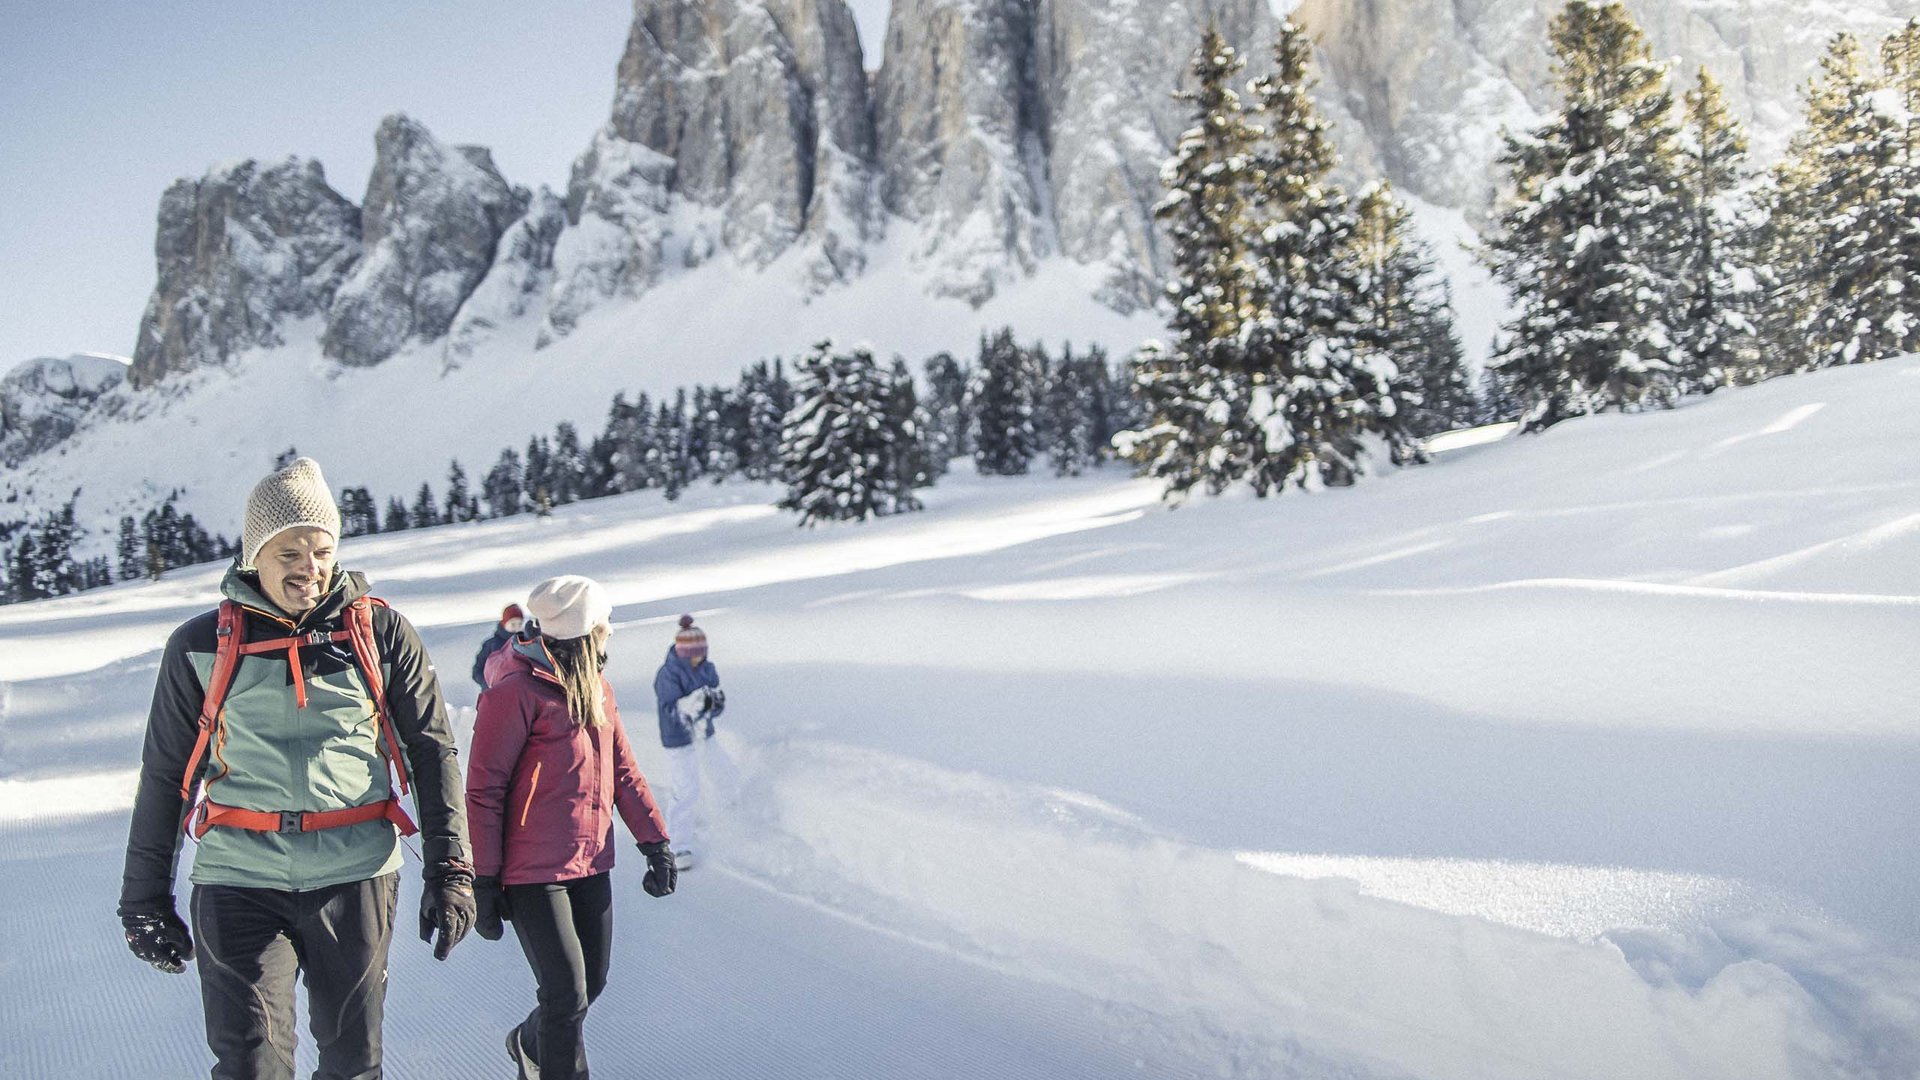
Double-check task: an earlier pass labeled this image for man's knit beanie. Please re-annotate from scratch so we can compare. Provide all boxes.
[526,576,612,641]
[240,457,341,570]
[674,615,707,660]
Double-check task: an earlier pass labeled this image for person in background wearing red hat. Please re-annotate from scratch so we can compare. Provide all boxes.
[473,603,527,691]
[652,614,739,871]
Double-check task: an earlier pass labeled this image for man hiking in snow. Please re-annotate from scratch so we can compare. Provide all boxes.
[117,456,476,1080]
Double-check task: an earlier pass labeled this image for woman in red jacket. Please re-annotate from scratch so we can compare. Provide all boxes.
[466,575,677,1080]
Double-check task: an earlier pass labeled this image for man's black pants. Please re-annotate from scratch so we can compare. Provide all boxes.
[190,874,399,1080]
[507,872,614,1080]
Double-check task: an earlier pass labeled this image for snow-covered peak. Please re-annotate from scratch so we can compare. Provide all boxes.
[320,112,525,367]
[0,353,129,467]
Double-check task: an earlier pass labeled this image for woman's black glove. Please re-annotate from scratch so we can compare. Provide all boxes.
[640,841,677,897]
[419,859,476,960]
[474,876,510,941]
[120,899,194,974]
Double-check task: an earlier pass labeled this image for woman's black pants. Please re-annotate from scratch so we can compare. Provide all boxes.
[507,871,614,1080]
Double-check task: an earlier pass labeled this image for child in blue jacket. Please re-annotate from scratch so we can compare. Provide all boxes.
[653,615,739,869]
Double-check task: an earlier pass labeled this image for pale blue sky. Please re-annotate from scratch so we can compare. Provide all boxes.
[0,0,892,368]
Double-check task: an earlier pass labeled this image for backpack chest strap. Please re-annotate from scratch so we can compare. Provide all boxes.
[236,630,351,710]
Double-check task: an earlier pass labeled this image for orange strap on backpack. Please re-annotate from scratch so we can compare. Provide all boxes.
[178,597,416,837]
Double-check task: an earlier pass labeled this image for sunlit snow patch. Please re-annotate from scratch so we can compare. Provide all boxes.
[1236,851,1821,941]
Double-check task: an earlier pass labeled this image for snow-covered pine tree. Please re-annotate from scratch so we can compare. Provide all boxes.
[883,358,931,510]
[1348,182,1473,444]
[339,487,380,536]
[8,535,38,600]
[1120,28,1260,495]
[968,329,1039,476]
[1041,345,1096,476]
[382,496,410,532]
[444,461,478,523]
[483,449,524,518]
[1674,67,1764,389]
[523,436,553,514]
[1237,18,1378,490]
[28,498,81,598]
[599,392,640,494]
[583,434,617,499]
[705,386,744,480]
[921,351,969,474]
[1484,0,1688,430]
[551,423,586,505]
[409,483,440,529]
[1883,19,1920,354]
[735,363,786,483]
[1777,22,1920,366]
[779,342,916,525]
[654,397,689,500]
[116,516,142,581]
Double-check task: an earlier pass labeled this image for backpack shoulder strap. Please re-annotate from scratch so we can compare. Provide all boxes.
[178,601,246,802]
[345,595,410,796]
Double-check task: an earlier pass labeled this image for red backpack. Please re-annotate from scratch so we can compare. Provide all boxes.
[178,596,418,839]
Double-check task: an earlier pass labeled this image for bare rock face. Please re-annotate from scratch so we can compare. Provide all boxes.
[0,354,127,466]
[322,114,525,367]
[444,186,568,367]
[543,129,677,345]
[874,0,1048,306]
[1292,0,1913,217]
[1033,0,1276,311]
[129,158,360,389]
[546,0,876,341]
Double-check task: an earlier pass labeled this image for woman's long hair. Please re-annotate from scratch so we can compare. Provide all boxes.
[544,625,609,729]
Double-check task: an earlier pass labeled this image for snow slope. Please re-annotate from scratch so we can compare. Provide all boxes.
[2,357,1917,1078]
[8,233,1161,546]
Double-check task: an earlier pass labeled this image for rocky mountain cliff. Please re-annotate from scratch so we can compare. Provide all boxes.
[0,354,127,466]
[114,0,1916,391]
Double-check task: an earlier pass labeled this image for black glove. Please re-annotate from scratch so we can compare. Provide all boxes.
[474,876,510,941]
[640,841,677,898]
[419,859,476,961]
[706,688,726,721]
[121,900,194,974]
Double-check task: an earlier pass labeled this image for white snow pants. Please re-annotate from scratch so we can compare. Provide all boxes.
[664,734,739,854]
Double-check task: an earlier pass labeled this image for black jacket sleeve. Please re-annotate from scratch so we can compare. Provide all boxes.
[119,615,213,914]
[377,606,470,870]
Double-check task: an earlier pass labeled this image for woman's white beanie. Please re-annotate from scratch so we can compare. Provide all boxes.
[525,575,612,641]
[240,457,341,570]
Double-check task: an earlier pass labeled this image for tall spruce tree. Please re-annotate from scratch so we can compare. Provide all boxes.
[29,499,82,598]
[116,516,142,581]
[339,487,380,536]
[383,496,410,532]
[409,484,440,529]
[1040,346,1097,476]
[778,342,917,524]
[1120,29,1259,493]
[550,424,586,505]
[1349,182,1473,444]
[523,436,553,514]
[1775,22,1920,366]
[1675,67,1763,388]
[1235,19,1382,490]
[1484,0,1688,430]
[967,329,1039,476]
[484,449,524,518]
[921,351,970,472]
[445,462,479,523]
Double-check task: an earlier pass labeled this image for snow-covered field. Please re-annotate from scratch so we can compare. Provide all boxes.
[2,358,1917,1078]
